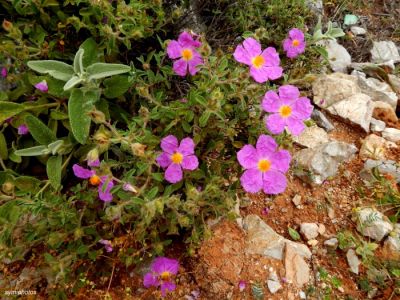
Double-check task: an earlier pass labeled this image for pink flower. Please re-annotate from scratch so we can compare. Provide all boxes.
[156,135,199,183]
[237,135,291,194]
[167,32,203,76]
[233,37,283,83]
[239,280,246,292]
[123,182,137,193]
[262,85,313,136]
[1,67,7,78]
[72,164,114,202]
[143,257,180,297]
[34,80,48,92]
[262,207,270,215]
[99,239,113,252]
[18,124,29,135]
[283,28,306,58]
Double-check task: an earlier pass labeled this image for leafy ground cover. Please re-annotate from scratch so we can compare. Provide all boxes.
[1,0,400,299]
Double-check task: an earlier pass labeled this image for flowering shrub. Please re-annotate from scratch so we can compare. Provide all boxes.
[0,0,318,296]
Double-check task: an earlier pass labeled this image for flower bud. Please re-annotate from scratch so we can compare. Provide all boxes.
[2,20,12,31]
[93,126,112,152]
[131,142,146,157]
[89,109,106,124]
[2,181,14,194]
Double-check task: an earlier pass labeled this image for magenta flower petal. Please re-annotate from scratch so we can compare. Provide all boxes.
[151,257,180,275]
[242,37,262,58]
[178,137,195,155]
[188,53,203,75]
[237,145,258,169]
[261,47,280,66]
[88,158,100,167]
[262,170,287,194]
[165,163,183,183]
[256,134,277,157]
[240,169,263,193]
[17,124,29,135]
[265,114,286,134]
[167,40,183,59]
[178,31,201,48]
[173,58,188,76]
[156,152,172,168]
[264,66,283,80]
[181,155,199,170]
[278,85,300,103]
[292,97,313,119]
[289,28,304,41]
[161,281,176,297]
[233,45,252,65]
[261,91,281,113]
[271,150,291,173]
[286,117,305,136]
[99,239,113,252]
[72,164,95,179]
[34,80,48,92]
[98,176,114,202]
[143,272,159,288]
[249,66,269,83]
[161,135,179,154]
[1,67,7,78]
[239,280,246,292]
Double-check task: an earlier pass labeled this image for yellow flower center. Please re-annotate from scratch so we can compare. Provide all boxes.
[292,39,300,47]
[258,159,271,172]
[251,55,265,69]
[171,152,183,164]
[181,49,193,61]
[160,271,171,281]
[89,175,101,186]
[279,105,292,118]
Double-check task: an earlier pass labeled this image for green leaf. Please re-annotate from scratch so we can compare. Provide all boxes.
[288,227,301,241]
[199,111,211,127]
[103,75,132,98]
[152,173,164,182]
[27,60,74,81]
[14,176,41,193]
[86,63,131,80]
[79,38,98,67]
[63,75,83,91]
[0,132,8,160]
[73,48,84,74]
[47,155,62,189]
[15,145,50,156]
[0,102,24,123]
[68,89,95,144]
[25,115,57,145]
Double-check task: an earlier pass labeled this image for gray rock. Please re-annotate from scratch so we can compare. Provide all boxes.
[243,215,311,260]
[267,271,282,294]
[300,223,319,240]
[359,134,397,160]
[294,141,358,184]
[346,249,360,274]
[305,0,323,16]
[324,40,352,73]
[326,93,374,132]
[382,128,400,143]
[324,238,339,249]
[382,236,400,260]
[312,73,361,108]
[311,109,335,132]
[293,125,330,148]
[370,118,386,132]
[360,159,400,183]
[292,195,302,206]
[285,243,310,288]
[351,26,366,35]
[351,70,398,109]
[355,207,393,241]
[370,41,400,68]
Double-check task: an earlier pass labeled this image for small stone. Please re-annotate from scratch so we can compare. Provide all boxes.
[370,41,400,68]
[324,238,339,249]
[382,233,400,260]
[324,40,352,73]
[355,208,394,241]
[382,128,400,143]
[327,207,335,219]
[300,223,319,240]
[292,195,302,206]
[370,118,386,132]
[351,26,366,35]
[318,224,326,235]
[359,134,397,160]
[338,286,345,293]
[346,249,360,274]
[308,239,319,247]
[311,109,335,132]
[285,243,311,288]
[299,291,307,299]
[373,101,398,125]
[267,271,282,294]
[293,125,330,148]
